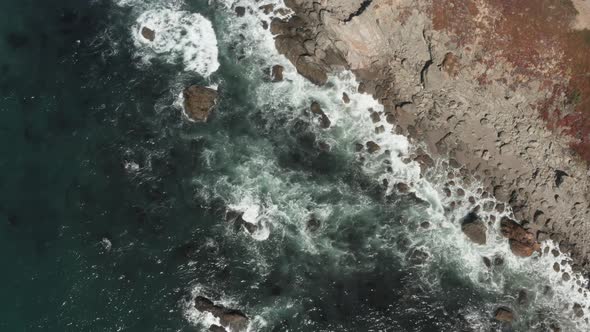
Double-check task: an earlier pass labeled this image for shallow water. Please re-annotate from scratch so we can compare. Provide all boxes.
[1,0,589,331]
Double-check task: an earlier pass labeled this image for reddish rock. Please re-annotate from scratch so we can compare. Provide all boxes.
[366,141,381,153]
[500,217,541,257]
[182,86,218,122]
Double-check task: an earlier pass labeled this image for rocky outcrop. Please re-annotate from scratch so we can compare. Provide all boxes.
[461,212,487,245]
[182,85,218,122]
[273,0,590,270]
[494,307,514,322]
[500,217,541,257]
[271,65,284,82]
[194,296,249,332]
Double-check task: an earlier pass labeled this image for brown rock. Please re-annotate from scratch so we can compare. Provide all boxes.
[194,296,249,332]
[396,182,410,193]
[259,4,274,14]
[553,262,560,272]
[461,213,487,245]
[366,141,380,153]
[182,86,218,122]
[141,27,155,41]
[342,92,350,104]
[271,65,284,82]
[494,307,514,322]
[295,56,328,85]
[310,101,330,128]
[573,303,584,317]
[209,325,226,332]
[500,217,541,257]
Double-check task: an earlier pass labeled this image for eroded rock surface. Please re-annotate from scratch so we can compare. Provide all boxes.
[274,0,590,270]
[194,296,249,332]
[182,85,218,122]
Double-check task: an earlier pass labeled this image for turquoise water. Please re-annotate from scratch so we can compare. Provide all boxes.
[1,0,589,331]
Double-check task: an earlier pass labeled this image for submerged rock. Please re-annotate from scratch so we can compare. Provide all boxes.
[209,325,226,332]
[235,6,246,17]
[500,217,541,257]
[461,212,487,245]
[141,26,155,41]
[342,92,350,104]
[183,85,218,122]
[494,307,514,322]
[310,101,331,128]
[194,296,249,332]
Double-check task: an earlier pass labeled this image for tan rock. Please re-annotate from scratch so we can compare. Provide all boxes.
[182,86,218,122]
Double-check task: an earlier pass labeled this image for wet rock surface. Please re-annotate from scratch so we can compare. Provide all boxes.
[194,296,249,332]
[182,85,218,122]
[273,0,590,271]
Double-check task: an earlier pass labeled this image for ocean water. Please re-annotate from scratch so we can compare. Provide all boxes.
[1,0,589,331]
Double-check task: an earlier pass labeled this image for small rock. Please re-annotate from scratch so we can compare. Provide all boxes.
[396,182,410,193]
[235,6,246,17]
[518,290,528,306]
[494,307,514,322]
[366,141,380,153]
[141,27,155,41]
[370,112,381,123]
[461,213,487,245]
[195,296,249,332]
[259,4,274,14]
[420,221,431,229]
[553,262,560,272]
[573,303,584,317]
[183,85,218,122]
[355,143,364,152]
[342,92,350,104]
[271,65,284,82]
[375,125,385,134]
[306,216,321,232]
[562,272,571,281]
[310,101,331,128]
[483,256,492,268]
[209,325,226,332]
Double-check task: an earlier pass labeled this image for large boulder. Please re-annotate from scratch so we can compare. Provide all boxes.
[182,85,218,122]
[461,212,487,245]
[194,296,249,332]
[500,217,541,257]
[271,65,284,82]
[141,27,155,41]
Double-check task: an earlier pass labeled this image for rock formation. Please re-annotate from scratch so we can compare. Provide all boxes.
[194,296,249,332]
[271,0,590,270]
[182,85,218,122]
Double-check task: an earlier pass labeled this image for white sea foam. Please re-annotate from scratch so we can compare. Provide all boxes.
[132,9,219,77]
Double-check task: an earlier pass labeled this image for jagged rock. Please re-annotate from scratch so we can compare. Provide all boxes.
[194,296,249,332]
[141,27,155,41]
[494,307,514,322]
[483,256,492,268]
[295,56,328,85]
[182,86,218,122]
[226,209,257,234]
[271,65,284,82]
[500,217,541,257]
[414,152,434,173]
[461,212,487,245]
[366,141,380,153]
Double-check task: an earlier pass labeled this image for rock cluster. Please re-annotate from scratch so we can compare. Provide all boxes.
[500,217,541,257]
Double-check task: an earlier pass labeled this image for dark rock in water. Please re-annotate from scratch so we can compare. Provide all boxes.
[573,303,584,317]
[395,182,410,193]
[355,143,364,152]
[342,92,350,104]
[494,256,504,266]
[209,325,226,332]
[261,20,269,30]
[482,256,491,268]
[553,262,560,272]
[494,307,514,322]
[183,85,218,122]
[226,209,257,234]
[235,6,246,17]
[407,248,429,265]
[141,27,155,41]
[370,111,381,123]
[310,101,331,128]
[500,217,540,257]
[562,272,571,281]
[420,221,430,229]
[414,152,434,173]
[194,296,249,332]
[517,289,528,306]
[366,141,380,153]
[259,4,274,14]
[306,216,320,232]
[5,32,29,49]
[461,212,487,245]
[271,65,284,82]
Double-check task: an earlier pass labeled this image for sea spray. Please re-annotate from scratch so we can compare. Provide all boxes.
[115,0,590,330]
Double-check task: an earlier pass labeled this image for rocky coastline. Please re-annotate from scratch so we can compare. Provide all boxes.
[269,0,590,272]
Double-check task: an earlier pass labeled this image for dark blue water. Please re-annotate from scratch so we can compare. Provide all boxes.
[1,1,585,331]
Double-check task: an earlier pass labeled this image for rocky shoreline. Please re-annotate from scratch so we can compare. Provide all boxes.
[270,0,590,271]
